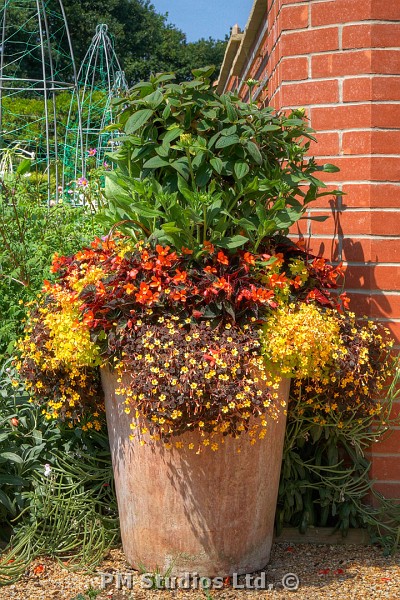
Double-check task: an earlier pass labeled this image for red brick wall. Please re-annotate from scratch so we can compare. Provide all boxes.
[224,0,400,498]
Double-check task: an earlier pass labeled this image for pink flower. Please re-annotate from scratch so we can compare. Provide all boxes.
[88,148,97,156]
[77,177,88,187]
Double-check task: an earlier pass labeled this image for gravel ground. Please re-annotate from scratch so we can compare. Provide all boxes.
[1,543,399,600]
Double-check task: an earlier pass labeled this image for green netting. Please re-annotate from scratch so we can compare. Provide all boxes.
[62,24,128,202]
[0,0,83,203]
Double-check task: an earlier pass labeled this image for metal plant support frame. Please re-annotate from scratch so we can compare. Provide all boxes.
[0,0,84,204]
[63,23,128,200]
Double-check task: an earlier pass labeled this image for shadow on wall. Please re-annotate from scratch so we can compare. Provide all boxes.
[293,195,393,326]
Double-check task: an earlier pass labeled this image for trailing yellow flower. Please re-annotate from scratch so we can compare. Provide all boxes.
[261,303,343,379]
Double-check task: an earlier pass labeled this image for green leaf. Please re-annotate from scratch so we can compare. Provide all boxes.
[218,235,249,249]
[246,141,263,165]
[171,158,190,180]
[210,157,223,174]
[215,134,240,149]
[191,66,216,79]
[16,158,32,176]
[144,89,164,109]
[0,474,27,486]
[0,451,23,464]
[0,489,15,515]
[125,109,154,134]
[143,156,169,169]
[234,161,250,180]
[322,163,340,173]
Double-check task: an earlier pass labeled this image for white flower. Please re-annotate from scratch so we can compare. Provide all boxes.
[44,464,52,477]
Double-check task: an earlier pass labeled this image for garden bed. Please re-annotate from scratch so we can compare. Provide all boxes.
[1,542,399,600]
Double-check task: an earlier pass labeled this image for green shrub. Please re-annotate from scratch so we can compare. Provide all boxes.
[0,168,103,359]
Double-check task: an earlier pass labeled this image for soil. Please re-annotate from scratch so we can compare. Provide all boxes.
[1,542,399,600]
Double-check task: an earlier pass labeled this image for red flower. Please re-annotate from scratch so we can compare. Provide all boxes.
[10,417,19,427]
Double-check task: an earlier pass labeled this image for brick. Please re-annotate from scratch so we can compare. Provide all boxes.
[281,79,338,106]
[371,0,400,20]
[342,131,400,156]
[288,234,341,262]
[308,132,340,157]
[372,104,400,129]
[344,265,400,291]
[311,0,400,27]
[305,208,400,237]
[312,0,368,26]
[342,238,400,263]
[281,4,309,30]
[312,50,371,78]
[282,27,338,57]
[311,104,371,130]
[313,50,400,78]
[281,56,309,81]
[345,292,400,318]
[343,24,400,50]
[341,184,400,209]
[372,481,400,499]
[343,76,400,102]
[370,455,400,481]
[373,430,400,454]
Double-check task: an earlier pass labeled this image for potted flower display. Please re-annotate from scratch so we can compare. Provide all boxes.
[16,68,393,576]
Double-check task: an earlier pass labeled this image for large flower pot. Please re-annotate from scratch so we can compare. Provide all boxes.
[101,367,290,577]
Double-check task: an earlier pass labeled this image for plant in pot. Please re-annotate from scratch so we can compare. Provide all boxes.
[18,67,369,576]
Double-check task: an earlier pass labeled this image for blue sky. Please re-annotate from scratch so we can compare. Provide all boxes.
[150,0,254,42]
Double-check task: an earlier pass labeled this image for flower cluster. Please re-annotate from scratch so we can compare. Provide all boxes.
[292,312,394,423]
[114,316,282,449]
[17,235,353,446]
[261,303,344,381]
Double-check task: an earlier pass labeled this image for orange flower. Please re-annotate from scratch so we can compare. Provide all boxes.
[149,276,162,290]
[269,273,288,289]
[204,265,217,274]
[171,289,187,302]
[217,251,229,265]
[292,275,303,289]
[203,240,215,254]
[339,292,350,309]
[213,277,233,294]
[135,282,159,305]
[271,252,284,268]
[313,257,326,271]
[181,246,193,255]
[243,252,255,265]
[124,283,136,295]
[172,269,187,284]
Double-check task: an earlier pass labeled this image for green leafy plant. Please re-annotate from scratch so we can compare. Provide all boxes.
[100,68,339,253]
[0,360,118,585]
[277,354,400,554]
[0,159,103,359]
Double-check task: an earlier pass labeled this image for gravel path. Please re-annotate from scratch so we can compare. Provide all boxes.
[1,543,399,600]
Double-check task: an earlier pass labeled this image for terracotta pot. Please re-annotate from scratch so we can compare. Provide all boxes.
[101,367,290,577]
